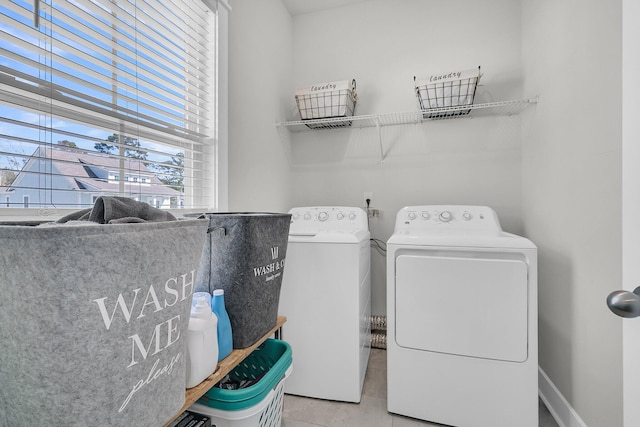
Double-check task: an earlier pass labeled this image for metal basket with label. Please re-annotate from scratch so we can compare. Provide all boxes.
[294,79,357,128]
[414,67,481,119]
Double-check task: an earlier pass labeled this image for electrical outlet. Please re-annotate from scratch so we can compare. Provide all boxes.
[364,192,373,208]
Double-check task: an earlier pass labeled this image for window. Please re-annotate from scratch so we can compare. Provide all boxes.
[0,0,225,214]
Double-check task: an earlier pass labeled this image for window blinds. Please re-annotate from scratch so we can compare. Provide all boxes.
[0,0,217,210]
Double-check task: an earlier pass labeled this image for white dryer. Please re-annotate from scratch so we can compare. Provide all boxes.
[387,205,537,427]
[279,206,371,402]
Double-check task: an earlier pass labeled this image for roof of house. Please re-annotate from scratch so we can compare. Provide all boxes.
[4,146,182,197]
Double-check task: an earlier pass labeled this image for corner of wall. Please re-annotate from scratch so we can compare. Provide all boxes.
[539,368,588,427]
[227,0,294,212]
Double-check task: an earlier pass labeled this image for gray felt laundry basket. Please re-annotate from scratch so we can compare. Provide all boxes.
[0,219,209,427]
[191,213,291,349]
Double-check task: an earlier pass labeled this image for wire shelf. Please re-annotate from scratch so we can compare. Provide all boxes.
[276,98,537,132]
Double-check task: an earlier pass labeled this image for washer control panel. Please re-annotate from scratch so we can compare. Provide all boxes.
[394,205,502,233]
[289,206,368,233]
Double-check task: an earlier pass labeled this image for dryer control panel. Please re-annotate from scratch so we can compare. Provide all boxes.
[289,206,368,234]
[394,205,502,233]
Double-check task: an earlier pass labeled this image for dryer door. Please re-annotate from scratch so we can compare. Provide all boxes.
[395,252,529,362]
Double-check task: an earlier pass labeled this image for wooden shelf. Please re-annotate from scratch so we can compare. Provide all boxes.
[163,315,287,427]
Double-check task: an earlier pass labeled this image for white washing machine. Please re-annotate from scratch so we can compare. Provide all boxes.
[387,205,537,427]
[279,206,371,402]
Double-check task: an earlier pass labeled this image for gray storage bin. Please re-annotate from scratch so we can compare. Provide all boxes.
[0,219,209,427]
[192,213,291,349]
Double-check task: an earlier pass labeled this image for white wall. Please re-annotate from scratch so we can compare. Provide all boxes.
[227,1,625,424]
[227,0,293,212]
[521,0,623,426]
[288,0,524,315]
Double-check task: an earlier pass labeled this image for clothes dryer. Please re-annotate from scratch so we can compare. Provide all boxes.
[279,206,371,402]
[387,205,537,427]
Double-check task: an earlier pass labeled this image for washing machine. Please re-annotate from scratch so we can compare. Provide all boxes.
[387,205,537,427]
[279,206,371,402]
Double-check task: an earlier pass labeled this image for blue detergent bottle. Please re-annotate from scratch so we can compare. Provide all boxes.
[212,289,233,361]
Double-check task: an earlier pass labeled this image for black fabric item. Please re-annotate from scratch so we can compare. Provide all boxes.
[57,196,176,224]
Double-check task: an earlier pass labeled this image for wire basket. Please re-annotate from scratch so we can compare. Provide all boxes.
[414,67,481,119]
[294,79,357,128]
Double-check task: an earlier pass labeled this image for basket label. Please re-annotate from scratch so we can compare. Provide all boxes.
[91,270,196,413]
[312,83,338,91]
[430,71,463,82]
[415,68,480,87]
[294,80,354,96]
[252,245,286,283]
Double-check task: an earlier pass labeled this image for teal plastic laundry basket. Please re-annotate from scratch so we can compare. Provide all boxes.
[189,339,292,427]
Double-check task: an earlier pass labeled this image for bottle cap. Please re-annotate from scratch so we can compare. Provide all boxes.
[213,289,224,296]
[192,295,210,313]
[192,291,211,307]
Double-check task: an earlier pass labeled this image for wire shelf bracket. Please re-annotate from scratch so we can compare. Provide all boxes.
[275,97,538,163]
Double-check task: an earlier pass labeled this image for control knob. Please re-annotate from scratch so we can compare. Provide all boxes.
[348,212,356,220]
[318,211,329,222]
[463,212,472,221]
[439,211,453,222]
[421,212,430,220]
[304,213,311,220]
[407,212,416,220]
[337,212,345,220]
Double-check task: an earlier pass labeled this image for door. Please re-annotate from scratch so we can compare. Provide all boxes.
[622,1,640,425]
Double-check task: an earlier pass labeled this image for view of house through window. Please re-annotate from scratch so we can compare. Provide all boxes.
[0,0,217,211]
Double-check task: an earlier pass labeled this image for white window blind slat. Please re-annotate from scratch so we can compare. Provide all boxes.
[62,0,212,80]
[0,71,211,145]
[0,0,218,211]
[46,0,214,133]
[1,4,213,144]
[0,49,212,131]
[0,115,204,159]
[132,0,213,49]
[0,2,40,37]
[48,3,212,115]
[1,163,208,190]
[48,22,208,100]
[58,0,208,81]
[0,140,206,181]
[2,0,32,19]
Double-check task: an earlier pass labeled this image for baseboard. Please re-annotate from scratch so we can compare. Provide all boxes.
[538,367,588,427]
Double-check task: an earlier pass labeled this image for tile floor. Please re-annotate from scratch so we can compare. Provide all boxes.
[282,348,559,427]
